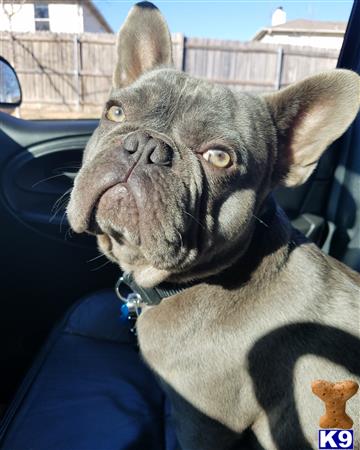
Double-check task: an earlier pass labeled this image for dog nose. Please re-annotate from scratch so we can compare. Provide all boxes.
[122,131,173,166]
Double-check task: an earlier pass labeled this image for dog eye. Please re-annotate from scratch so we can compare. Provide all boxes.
[202,149,231,168]
[106,105,126,122]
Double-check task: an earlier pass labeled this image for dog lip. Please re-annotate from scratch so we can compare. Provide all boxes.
[68,176,125,234]
[89,161,138,233]
[69,158,139,234]
[87,182,128,234]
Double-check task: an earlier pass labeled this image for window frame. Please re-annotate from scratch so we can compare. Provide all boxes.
[34,3,50,32]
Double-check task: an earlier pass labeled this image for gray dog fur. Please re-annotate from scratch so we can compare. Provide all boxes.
[67,2,360,449]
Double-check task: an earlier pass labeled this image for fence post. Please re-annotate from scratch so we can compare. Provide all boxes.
[274,46,284,90]
[73,34,80,110]
[171,33,186,72]
[181,35,186,72]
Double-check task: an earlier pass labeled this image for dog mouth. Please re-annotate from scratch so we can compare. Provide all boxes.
[67,177,123,235]
[69,173,190,266]
[87,183,125,234]
[67,156,138,235]
[94,182,141,246]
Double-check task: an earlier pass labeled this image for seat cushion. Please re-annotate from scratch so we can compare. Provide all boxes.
[0,290,178,450]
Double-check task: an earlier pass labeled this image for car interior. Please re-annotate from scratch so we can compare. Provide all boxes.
[0,1,359,448]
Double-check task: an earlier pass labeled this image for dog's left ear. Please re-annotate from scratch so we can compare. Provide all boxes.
[113,1,173,88]
[264,69,360,187]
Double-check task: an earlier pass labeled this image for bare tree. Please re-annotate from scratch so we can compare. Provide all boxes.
[1,0,26,64]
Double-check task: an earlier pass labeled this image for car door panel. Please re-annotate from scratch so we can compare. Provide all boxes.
[0,113,98,148]
[0,112,118,402]
[4,138,85,235]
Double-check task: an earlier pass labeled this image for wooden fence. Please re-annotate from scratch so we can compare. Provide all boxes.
[0,31,340,118]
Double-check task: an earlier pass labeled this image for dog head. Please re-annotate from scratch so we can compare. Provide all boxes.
[67,2,360,287]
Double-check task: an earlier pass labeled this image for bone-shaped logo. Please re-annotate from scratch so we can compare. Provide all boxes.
[312,380,359,429]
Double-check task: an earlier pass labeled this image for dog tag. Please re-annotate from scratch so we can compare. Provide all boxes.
[116,277,142,334]
[120,296,142,334]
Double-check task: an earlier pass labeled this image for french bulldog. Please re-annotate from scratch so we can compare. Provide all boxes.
[67,2,360,449]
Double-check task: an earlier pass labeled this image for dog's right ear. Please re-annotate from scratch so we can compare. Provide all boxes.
[113,2,173,88]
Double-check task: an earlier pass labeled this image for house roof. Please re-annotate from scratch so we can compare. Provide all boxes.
[84,1,113,33]
[252,19,347,41]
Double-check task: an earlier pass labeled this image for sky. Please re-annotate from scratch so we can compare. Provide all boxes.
[93,1,354,41]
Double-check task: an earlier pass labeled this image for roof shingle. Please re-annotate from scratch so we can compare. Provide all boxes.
[271,19,346,32]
